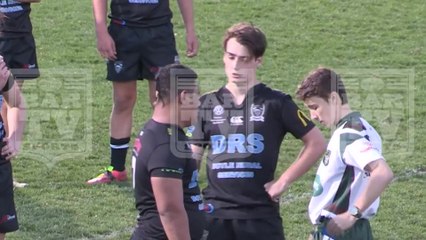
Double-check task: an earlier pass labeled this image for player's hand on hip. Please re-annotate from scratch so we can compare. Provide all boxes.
[2,138,18,161]
[326,212,357,237]
[264,179,286,203]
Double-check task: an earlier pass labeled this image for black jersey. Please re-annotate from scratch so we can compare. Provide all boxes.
[0,2,33,38]
[109,0,172,27]
[133,119,204,239]
[192,83,315,219]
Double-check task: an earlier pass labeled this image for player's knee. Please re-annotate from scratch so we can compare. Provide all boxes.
[113,94,136,112]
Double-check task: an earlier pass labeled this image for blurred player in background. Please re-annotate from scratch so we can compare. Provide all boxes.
[0,0,41,188]
[88,0,199,185]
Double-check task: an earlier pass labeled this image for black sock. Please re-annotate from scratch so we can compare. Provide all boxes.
[110,137,130,171]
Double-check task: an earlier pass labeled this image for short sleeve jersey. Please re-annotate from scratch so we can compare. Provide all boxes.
[0,76,14,165]
[191,83,315,219]
[0,1,33,38]
[110,0,172,27]
[132,119,204,239]
[308,112,384,224]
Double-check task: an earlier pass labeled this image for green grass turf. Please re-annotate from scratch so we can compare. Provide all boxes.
[7,0,425,239]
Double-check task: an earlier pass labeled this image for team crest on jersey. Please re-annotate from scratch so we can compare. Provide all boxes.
[211,105,226,124]
[322,150,331,166]
[249,104,265,122]
[114,61,124,74]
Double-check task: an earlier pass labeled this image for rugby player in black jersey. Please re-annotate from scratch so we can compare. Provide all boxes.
[131,64,205,240]
[0,0,40,188]
[88,0,198,185]
[191,22,326,240]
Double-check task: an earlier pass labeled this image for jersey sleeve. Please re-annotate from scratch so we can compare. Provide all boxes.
[148,144,186,179]
[279,95,315,139]
[133,129,186,179]
[343,137,384,170]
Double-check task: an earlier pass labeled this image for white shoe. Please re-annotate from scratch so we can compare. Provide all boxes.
[13,179,28,189]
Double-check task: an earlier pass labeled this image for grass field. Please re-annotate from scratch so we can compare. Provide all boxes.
[7,0,426,239]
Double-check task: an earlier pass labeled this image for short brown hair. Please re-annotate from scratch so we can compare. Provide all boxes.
[222,22,267,59]
[296,67,348,104]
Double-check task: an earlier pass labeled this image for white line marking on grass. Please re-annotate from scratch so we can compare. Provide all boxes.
[279,167,426,205]
[77,227,134,240]
[391,167,426,182]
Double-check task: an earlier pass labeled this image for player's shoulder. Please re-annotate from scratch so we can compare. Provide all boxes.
[199,88,224,108]
[256,84,293,106]
[200,89,219,100]
[258,84,292,101]
[139,120,170,145]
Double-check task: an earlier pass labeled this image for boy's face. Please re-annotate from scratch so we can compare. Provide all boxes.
[303,96,337,128]
[223,38,260,86]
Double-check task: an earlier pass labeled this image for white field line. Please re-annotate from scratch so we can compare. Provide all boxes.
[280,167,426,205]
[76,227,134,240]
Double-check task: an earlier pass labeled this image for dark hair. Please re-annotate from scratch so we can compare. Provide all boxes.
[156,63,198,105]
[223,22,267,59]
[296,67,348,104]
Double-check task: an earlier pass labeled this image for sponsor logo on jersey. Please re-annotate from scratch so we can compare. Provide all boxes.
[213,105,224,115]
[211,105,226,124]
[249,104,265,122]
[210,133,264,154]
[0,2,24,14]
[114,61,124,74]
[230,116,244,125]
[161,168,184,174]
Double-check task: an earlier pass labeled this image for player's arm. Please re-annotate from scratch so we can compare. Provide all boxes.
[92,0,116,60]
[176,0,198,57]
[265,127,326,200]
[151,177,191,240]
[355,159,394,211]
[326,158,393,236]
[16,0,41,3]
[2,80,26,160]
